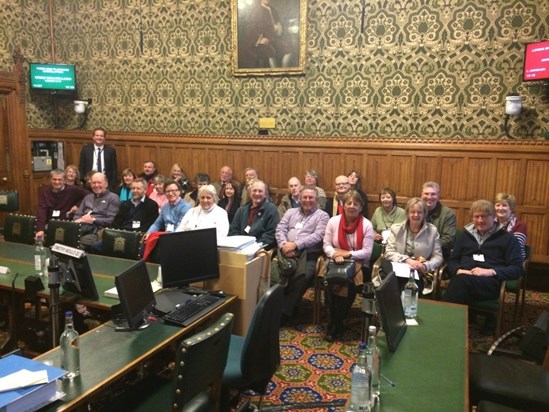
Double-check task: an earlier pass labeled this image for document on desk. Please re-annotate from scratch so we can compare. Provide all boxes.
[217,235,257,251]
[392,262,420,280]
[0,354,66,412]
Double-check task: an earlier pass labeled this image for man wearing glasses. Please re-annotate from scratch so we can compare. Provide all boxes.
[325,175,368,218]
[145,181,191,239]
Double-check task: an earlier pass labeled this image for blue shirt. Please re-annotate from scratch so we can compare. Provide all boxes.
[147,198,191,233]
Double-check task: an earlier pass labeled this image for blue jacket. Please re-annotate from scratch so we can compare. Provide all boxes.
[147,199,191,233]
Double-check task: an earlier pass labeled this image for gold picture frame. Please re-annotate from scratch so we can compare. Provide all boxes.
[231,0,307,76]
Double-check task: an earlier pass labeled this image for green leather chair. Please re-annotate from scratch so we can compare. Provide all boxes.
[45,220,82,248]
[101,228,143,260]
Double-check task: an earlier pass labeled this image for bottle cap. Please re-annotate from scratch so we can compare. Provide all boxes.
[359,342,366,350]
[65,311,73,318]
[368,325,377,333]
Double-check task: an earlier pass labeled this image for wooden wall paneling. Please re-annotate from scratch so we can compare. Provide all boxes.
[524,160,549,207]
[440,156,467,201]
[388,154,416,198]
[258,150,280,188]
[465,157,495,201]
[494,158,526,202]
[184,146,208,180]
[413,155,443,193]
[322,151,347,190]
[301,150,326,187]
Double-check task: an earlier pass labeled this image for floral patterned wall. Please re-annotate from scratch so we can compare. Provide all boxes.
[1,0,548,138]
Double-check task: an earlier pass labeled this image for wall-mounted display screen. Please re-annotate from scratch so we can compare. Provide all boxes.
[523,40,549,82]
[29,63,77,94]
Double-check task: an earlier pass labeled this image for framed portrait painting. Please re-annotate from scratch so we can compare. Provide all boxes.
[231,0,307,76]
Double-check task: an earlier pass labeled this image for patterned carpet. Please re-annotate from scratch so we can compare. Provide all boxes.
[239,288,549,411]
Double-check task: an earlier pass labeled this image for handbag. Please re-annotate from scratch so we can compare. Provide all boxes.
[325,259,357,285]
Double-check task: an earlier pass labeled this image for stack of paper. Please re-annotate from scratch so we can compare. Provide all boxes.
[0,354,66,412]
[217,235,257,251]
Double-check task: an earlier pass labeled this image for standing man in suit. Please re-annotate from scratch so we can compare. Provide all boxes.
[79,128,118,191]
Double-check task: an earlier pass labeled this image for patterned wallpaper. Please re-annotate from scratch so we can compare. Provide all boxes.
[1,0,548,138]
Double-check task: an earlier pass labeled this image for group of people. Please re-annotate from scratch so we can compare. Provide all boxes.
[35,128,527,341]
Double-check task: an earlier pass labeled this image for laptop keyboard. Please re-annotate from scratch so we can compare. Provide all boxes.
[162,293,224,327]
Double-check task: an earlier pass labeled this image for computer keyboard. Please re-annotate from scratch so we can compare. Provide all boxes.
[162,293,225,327]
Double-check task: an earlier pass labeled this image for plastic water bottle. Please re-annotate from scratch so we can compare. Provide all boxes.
[404,269,418,318]
[350,342,371,411]
[366,325,381,405]
[34,236,47,277]
[60,311,80,379]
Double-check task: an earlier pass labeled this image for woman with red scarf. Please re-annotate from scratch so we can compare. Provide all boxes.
[323,191,374,341]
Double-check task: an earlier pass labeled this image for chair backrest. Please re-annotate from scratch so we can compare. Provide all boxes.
[240,283,284,394]
[102,228,142,260]
[0,191,19,213]
[3,214,36,245]
[171,312,234,410]
[45,220,82,248]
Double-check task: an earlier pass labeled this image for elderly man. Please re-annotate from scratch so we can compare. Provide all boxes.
[240,167,257,205]
[111,178,159,232]
[443,199,523,308]
[78,127,117,190]
[325,175,367,218]
[73,172,120,248]
[213,165,233,200]
[229,180,279,250]
[421,181,456,259]
[276,185,329,322]
[35,169,89,239]
[278,177,303,218]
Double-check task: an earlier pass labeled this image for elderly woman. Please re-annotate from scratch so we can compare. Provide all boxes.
[383,197,443,293]
[494,192,527,260]
[323,190,374,341]
[176,185,229,239]
[116,168,137,202]
[149,175,168,211]
[370,188,406,242]
[304,169,327,209]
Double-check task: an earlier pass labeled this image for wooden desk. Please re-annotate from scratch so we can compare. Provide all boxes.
[370,299,468,411]
[35,295,235,411]
[205,250,266,336]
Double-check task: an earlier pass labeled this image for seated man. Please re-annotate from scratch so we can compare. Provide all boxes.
[111,178,159,232]
[73,172,120,249]
[36,169,89,239]
[142,180,191,260]
[421,181,456,259]
[325,175,368,218]
[277,177,302,219]
[139,160,158,197]
[443,200,523,307]
[276,185,329,322]
[229,180,278,250]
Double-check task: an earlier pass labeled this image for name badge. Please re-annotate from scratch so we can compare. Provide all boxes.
[244,225,251,234]
[381,229,390,242]
[132,221,141,229]
[166,223,174,232]
[52,210,60,217]
[295,222,304,230]
[473,254,485,262]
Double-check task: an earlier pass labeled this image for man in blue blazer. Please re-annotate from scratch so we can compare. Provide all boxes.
[79,127,118,190]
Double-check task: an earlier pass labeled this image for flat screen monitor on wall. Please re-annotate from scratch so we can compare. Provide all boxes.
[29,63,77,95]
[523,40,549,82]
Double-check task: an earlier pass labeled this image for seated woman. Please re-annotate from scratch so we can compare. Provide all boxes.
[383,197,443,293]
[170,162,190,195]
[305,169,327,209]
[116,168,136,202]
[347,170,368,215]
[184,172,210,207]
[149,175,168,211]
[176,185,229,239]
[65,164,82,186]
[323,190,374,341]
[217,179,241,223]
[494,192,527,261]
[370,187,406,243]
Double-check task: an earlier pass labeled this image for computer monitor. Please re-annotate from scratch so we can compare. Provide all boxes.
[50,243,99,301]
[115,260,156,331]
[157,228,220,289]
[375,271,407,352]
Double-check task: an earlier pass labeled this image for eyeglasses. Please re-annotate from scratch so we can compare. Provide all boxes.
[335,182,349,186]
[165,189,180,194]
